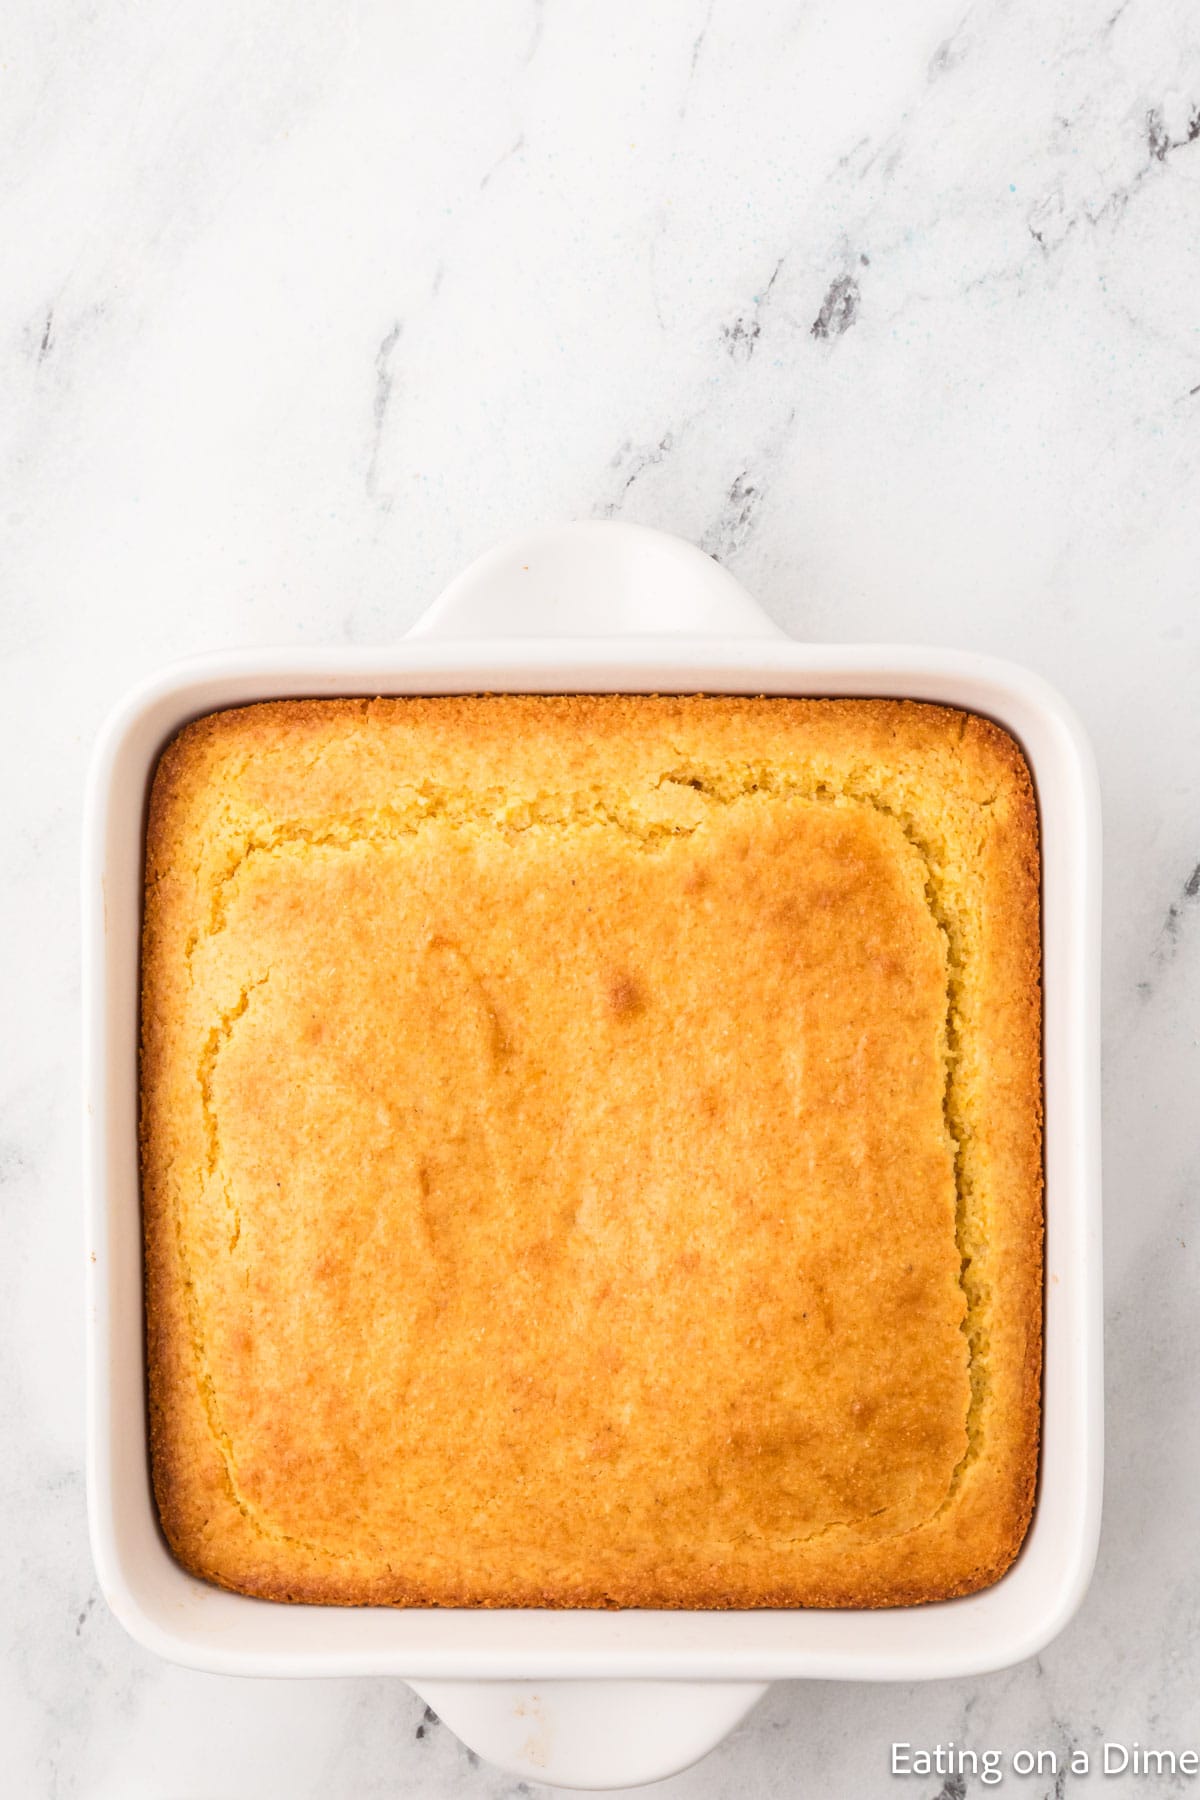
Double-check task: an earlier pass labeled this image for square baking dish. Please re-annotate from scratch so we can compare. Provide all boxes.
[84,521,1102,1790]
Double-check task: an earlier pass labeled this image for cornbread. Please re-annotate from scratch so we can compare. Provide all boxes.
[141,695,1041,1609]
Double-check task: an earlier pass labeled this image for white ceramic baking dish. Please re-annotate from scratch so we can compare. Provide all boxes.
[83,521,1103,1790]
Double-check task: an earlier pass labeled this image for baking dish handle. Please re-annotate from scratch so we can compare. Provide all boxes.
[409,1676,768,1790]
[407,519,787,640]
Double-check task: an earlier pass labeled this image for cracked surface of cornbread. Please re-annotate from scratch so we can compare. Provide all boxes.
[141,695,1041,1608]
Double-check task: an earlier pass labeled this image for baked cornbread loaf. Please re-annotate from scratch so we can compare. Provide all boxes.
[141,695,1041,1609]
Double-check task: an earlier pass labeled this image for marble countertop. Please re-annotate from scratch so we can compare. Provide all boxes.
[4,0,1199,1793]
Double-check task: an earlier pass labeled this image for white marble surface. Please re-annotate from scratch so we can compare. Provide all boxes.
[3,0,1199,1792]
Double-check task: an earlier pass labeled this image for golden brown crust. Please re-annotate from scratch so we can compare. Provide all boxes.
[140,696,1042,1608]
